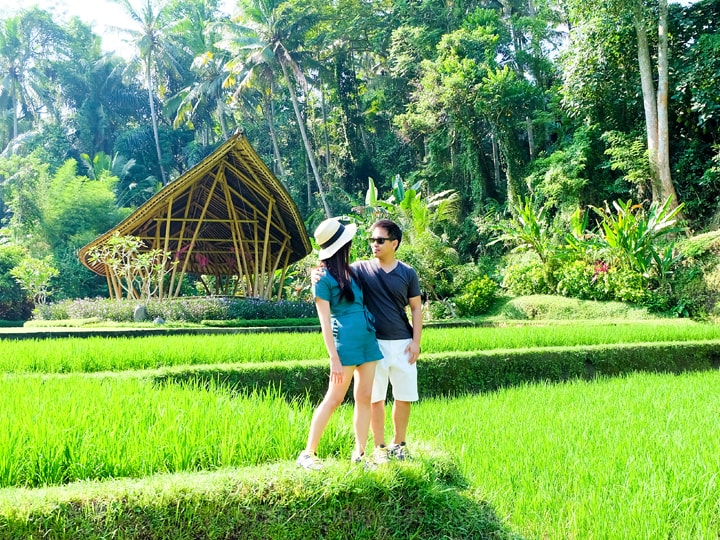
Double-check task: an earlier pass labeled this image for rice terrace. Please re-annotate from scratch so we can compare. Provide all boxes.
[2,0,720,537]
[1,314,719,539]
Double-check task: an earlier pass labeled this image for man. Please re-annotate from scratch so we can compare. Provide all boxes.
[313,219,422,461]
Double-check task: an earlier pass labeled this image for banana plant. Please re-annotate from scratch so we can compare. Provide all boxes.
[489,195,556,264]
[591,197,685,277]
[363,175,459,242]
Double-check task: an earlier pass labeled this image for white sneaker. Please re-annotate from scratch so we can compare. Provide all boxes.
[371,445,391,465]
[352,450,376,470]
[296,450,323,470]
[388,442,409,461]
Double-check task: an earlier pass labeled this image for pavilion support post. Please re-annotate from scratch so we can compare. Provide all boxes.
[170,184,195,298]
[173,173,221,297]
[258,200,274,299]
[159,196,175,300]
[220,169,251,296]
[266,236,289,300]
[253,214,260,297]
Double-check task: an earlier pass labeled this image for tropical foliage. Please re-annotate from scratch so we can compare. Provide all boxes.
[0,0,719,317]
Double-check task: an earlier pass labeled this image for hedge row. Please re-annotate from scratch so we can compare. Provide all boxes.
[151,340,720,401]
[0,454,512,540]
[200,317,320,328]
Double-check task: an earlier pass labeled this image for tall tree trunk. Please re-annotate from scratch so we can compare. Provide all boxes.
[656,0,680,212]
[526,116,535,160]
[145,58,168,186]
[633,0,681,212]
[217,103,229,140]
[492,132,501,190]
[277,55,332,217]
[11,79,18,141]
[633,7,660,202]
[306,156,312,208]
[321,84,330,171]
[265,84,286,181]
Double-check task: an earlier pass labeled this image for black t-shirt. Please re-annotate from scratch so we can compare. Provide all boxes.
[352,259,421,340]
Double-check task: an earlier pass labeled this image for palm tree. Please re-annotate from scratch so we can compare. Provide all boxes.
[227,51,288,180]
[216,0,332,217]
[58,53,147,156]
[169,0,234,143]
[110,0,186,186]
[0,10,69,149]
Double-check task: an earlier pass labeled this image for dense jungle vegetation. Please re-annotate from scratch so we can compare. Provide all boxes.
[1,0,720,318]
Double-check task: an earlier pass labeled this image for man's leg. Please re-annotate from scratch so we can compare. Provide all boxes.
[391,400,411,445]
[371,340,391,449]
[371,400,386,447]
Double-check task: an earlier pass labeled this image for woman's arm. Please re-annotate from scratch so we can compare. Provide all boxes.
[316,297,343,384]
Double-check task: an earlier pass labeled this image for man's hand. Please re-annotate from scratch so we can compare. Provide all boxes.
[311,266,326,284]
[405,341,421,365]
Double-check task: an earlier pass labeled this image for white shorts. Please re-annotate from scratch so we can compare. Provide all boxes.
[371,338,418,403]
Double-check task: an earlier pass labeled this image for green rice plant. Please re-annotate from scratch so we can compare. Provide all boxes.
[2,365,718,538]
[1,344,719,540]
[3,320,720,374]
[411,370,720,539]
[420,319,720,352]
[0,333,328,374]
[0,375,356,489]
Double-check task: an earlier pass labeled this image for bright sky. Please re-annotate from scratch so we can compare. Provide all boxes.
[0,0,138,57]
[0,0,698,59]
[0,0,236,59]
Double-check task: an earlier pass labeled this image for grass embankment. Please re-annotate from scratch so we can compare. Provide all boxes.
[0,453,511,540]
[2,319,719,374]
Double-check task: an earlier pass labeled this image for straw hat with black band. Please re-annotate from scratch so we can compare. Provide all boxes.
[314,218,357,260]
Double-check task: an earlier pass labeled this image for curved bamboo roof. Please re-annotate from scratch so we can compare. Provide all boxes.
[78,132,311,298]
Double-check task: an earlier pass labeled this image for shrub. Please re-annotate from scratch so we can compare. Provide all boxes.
[502,257,551,295]
[33,296,316,323]
[498,294,655,320]
[454,276,497,316]
[555,259,606,301]
[446,262,492,296]
[227,298,315,320]
[425,300,456,320]
[604,267,652,305]
[669,231,720,318]
[0,245,34,321]
[32,301,70,321]
[146,297,230,322]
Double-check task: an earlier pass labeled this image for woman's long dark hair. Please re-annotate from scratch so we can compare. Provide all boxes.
[321,241,355,303]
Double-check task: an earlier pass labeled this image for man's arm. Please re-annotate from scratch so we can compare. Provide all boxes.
[405,294,422,364]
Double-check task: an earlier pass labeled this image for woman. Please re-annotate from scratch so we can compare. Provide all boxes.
[296,218,382,470]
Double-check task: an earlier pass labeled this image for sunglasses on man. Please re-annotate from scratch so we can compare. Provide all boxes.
[367,237,394,245]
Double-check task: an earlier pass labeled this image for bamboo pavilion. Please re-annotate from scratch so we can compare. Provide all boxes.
[78,132,312,300]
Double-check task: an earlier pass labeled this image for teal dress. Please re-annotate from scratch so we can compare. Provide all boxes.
[313,272,382,366]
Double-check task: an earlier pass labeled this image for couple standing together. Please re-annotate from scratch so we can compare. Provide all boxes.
[296,218,422,469]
